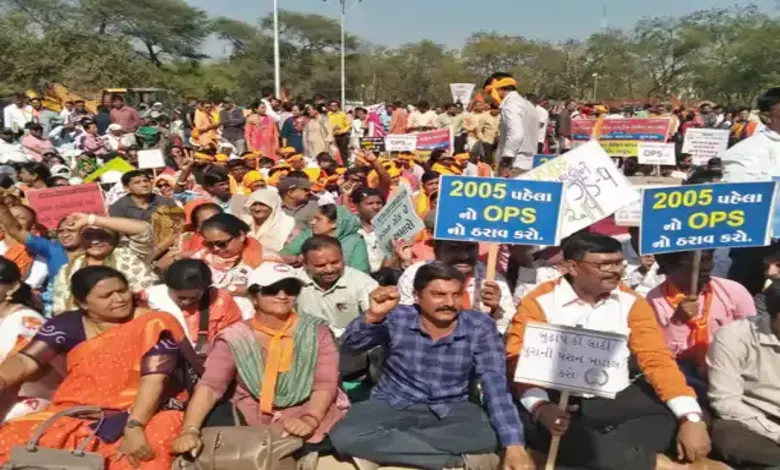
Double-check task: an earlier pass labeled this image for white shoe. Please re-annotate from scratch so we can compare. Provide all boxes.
[352,457,380,470]
[297,452,319,470]
[462,453,500,470]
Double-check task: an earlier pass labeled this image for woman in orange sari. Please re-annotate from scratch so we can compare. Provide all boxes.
[245,102,279,158]
[0,266,186,470]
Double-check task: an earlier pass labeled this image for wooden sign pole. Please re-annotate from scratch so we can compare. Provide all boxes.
[482,243,499,314]
[544,391,570,470]
[690,250,702,296]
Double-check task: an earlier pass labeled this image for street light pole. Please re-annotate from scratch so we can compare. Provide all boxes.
[592,73,599,101]
[273,0,281,98]
[325,0,361,105]
[340,0,346,106]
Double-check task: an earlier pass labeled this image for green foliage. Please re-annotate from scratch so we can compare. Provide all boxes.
[0,1,777,106]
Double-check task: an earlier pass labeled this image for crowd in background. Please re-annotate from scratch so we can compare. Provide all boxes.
[0,74,776,470]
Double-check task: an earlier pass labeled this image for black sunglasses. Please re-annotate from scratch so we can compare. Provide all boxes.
[260,280,302,297]
[203,235,236,250]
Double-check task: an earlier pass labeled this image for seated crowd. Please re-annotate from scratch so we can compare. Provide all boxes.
[0,115,776,469]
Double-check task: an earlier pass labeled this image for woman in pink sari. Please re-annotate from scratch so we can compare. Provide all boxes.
[245,102,279,159]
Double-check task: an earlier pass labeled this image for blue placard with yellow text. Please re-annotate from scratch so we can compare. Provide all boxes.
[532,154,556,168]
[639,182,776,255]
[434,175,564,246]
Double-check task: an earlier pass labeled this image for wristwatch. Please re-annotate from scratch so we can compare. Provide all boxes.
[125,419,146,430]
[680,413,702,424]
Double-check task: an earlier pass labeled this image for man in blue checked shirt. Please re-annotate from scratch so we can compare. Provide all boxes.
[329,262,534,470]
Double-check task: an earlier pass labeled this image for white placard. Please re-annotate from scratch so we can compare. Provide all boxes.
[514,322,629,399]
[385,134,418,152]
[137,149,166,169]
[615,176,684,227]
[372,184,425,256]
[518,141,640,238]
[681,128,729,166]
[637,142,676,166]
[449,83,476,108]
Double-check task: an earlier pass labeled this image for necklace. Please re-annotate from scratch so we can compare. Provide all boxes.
[83,316,110,338]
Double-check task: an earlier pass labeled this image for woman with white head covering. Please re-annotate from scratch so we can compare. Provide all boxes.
[242,188,296,252]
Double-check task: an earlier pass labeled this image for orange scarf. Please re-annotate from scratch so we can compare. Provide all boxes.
[462,290,471,310]
[252,314,298,415]
[663,281,713,366]
[477,161,492,177]
[2,240,33,278]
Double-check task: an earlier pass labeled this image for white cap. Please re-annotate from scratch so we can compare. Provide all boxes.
[100,170,123,184]
[107,123,123,132]
[248,262,302,289]
[50,164,71,177]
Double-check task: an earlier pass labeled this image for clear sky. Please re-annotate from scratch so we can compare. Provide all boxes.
[188,0,775,53]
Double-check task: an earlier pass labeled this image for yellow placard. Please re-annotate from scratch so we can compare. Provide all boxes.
[83,157,137,183]
[599,141,639,157]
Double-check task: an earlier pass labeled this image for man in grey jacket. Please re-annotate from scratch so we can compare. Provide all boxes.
[218,97,246,154]
[483,72,539,173]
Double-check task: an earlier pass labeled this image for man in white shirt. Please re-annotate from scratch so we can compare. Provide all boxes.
[59,101,73,122]
[506,232,718,470]
[484,72,538,172]
[406,101,437,132]
[397,240,515,333]
[722,88,780,296]
[0,130,28,164]
[2,94,34,135]
[722,87,780,183]
[528,94,549,154]
[707,280,780,468]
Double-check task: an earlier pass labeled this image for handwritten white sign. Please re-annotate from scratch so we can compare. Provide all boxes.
[137,149,166,169]
[637,142,676,166]
[681,128,729,166]
[385,134,418,152]
[449,83,476,108]
[514,322,629,399]
[372,184,425,256]
[518,141,640,238]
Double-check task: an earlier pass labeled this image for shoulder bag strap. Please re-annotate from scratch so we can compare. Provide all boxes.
[194,288,212,356]
[26,406,105,455]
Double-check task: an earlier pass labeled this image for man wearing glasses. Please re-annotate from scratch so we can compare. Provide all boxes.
[505,232,720,470]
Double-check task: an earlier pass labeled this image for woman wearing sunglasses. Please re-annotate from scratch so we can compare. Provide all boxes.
[172,262,346,466]
[189,214,280,311]
[52,212,157,314]
[154,174,177,199]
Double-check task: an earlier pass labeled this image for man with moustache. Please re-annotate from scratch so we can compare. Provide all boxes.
[330,261,535,470]
[396,240,515,334]
[506,232,718,470]
[296,235,378,339]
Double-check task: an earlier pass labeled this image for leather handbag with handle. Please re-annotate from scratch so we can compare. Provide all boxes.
[2,405,106,470]
[172,424,303,470]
